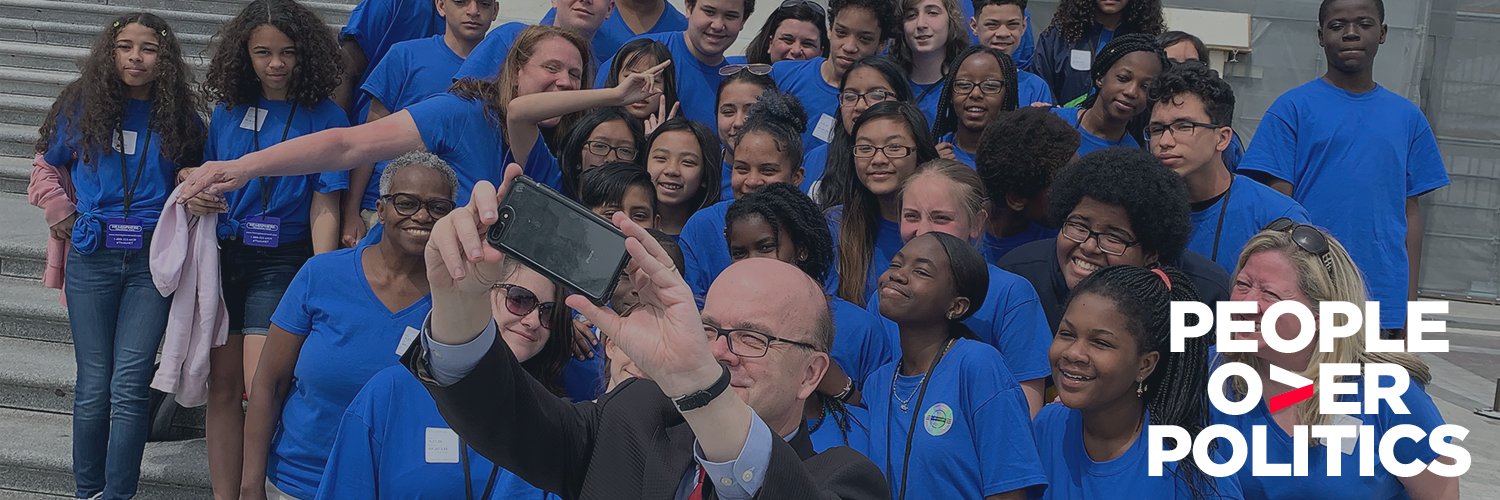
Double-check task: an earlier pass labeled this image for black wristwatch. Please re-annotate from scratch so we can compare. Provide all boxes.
[672,364,731,412]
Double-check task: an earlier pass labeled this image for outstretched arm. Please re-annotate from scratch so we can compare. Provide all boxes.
[505,60,670,166]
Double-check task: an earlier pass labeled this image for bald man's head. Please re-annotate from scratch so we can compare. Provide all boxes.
[704,259,833,353]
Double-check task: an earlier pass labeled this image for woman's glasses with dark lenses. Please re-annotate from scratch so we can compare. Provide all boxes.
[1059,221,1139,256]
[381,193,455,218]
[1263,218,1336,277]
[493,283,557,329]
[703,323,819,358]
[719,63,773,77]
[583,140,638,161]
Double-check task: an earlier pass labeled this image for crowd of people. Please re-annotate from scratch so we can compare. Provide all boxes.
[26,0,1462,498]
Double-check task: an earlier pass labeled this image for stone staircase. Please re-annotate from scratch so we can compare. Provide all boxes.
[0,0,356,496]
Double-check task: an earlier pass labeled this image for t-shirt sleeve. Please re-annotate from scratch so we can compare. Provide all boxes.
[314,389,382,500]
[996,285,1054,382]
[406,95,471,157]
[360,44,410,112]
[316,106,354,193]
[1404,116,1450,197]
[339,0,392,59]
[973,370,1048,496]
[520,134,562,192]
[1282,198,1313,224]
[1382,380,1447,464]
[270,259,318,336]
[678,213,716,299]
[1238,98,1299,184]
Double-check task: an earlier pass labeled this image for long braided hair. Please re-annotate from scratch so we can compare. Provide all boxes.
[725,182,833,283]
[931,46,1019,141]
[1078,33,1168,145]
[1069,265,1216,500]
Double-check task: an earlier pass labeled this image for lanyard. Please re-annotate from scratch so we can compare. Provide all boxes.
[460,442,501,500]
[884,337,955,500]
[1209,178,1234,262]
[119,124,153,218]
[252,103,298,214]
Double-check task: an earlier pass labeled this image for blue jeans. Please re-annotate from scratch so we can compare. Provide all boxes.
[65,244,171,499]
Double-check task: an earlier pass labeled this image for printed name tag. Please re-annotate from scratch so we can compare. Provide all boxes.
[1320,414,1363,455]
[113,130,139,155]
[241,215,281,248]
[239,107,267,131]
[104,217,144,250]
[425,427,461,464]
[812,114,836,143]
[395,326,420,356]
[1070,49,1093,71]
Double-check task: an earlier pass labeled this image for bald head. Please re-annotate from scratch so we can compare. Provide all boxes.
[704,259,833,351]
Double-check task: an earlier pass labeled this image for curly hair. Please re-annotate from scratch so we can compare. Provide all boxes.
[1047,147,1191,262]
[725,182,832,283]
[201,0,343,109]
[891,0,970,76]
[1048,0,1166,44]
[36,13,206,166]
[735,89,808,168]
[1149,61,1235,126]
[831,0,901,42]
[746,1,830,65]
[931,46,1018,140]
[976,107,1078,200]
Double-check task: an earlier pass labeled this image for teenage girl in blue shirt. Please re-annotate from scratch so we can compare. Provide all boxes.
[1046,33,1166,157]
[745,0,828,65]
[827,101,940,308]
[769,0,898,152]
[808,56,913,204]
[604,39,680,126]
[1031,0,1166,106]
[931,46,1020,168]
[241,154,456,499]
[34,13,205,499]
[893,0,972,125]
[865,232,1047,499]
[192,1,349,496]
[643,117,722,238]
[1036,265,1241,499]
[711,65,777,201]
[318,258,570,500]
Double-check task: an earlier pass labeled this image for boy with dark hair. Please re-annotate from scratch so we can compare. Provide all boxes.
[542,0,690,63]
[969,0,1052,105]
[454,0,615,80]
[772,0,901,149]
[974,107,1078,262]
[1148,62,1310,272]
[1239,0,1448,335]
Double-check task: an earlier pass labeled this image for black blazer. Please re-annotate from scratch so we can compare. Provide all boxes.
[403,333,890,500]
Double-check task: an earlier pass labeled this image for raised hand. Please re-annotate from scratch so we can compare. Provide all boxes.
[645,100,680,136]
[615,60,671,108]
[423,164,525,345]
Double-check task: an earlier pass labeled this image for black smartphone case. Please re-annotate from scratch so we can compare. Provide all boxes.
[485,176,630,305]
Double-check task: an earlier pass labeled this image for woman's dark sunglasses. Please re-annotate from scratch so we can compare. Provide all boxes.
[493,283,557,329]
[381,193,455,218]
[1263,218,1335,277]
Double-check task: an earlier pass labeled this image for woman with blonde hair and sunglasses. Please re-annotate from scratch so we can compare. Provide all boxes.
[1211,220,1458,499]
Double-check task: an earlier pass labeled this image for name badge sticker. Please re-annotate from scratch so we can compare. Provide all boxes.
[241,215,281,248]
[395,326,420,356]
[425,427,461,464]
[113,130,139,155]
[104,217,145,250]
[1070,49,1093,71]
[813,114,836,143]
[239,107,267,131]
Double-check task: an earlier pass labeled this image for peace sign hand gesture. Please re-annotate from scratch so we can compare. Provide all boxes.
[614,60,671,108]
[645,100,680,136]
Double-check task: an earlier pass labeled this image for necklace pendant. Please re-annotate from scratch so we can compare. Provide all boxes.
[900,403,908,412]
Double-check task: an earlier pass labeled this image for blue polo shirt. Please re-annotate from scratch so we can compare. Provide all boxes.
[541,3,688,63]
[601,32,727,134]
[1187,175,1311,272]
[772,57,840,150]
[1238,79,1450,328]
[1050,106,1139,157]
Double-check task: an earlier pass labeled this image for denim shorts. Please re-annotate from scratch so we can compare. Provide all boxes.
[220,239,313,335]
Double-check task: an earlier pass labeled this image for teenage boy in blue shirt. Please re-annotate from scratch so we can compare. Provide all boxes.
[601,0,755,134]
[969,0,1052,106]
[455,0,615,80]
[1149,61,1310,273]
[1239,0,1449,336]
[543,0,689,64]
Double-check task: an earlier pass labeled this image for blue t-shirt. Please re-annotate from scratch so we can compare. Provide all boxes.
[601,32,726,134]
[45,99,185,253]
[1050,106,1139,157]
[1032,403,1244,500]
[1238,79,1449,328]
[1224,131,1244,173]
[718,159,734,201]
[317,365,556,500]
[679,199,734,298]
[981,223,1058,264]
[357,34,467,210]
[561,342,606,402]
[339,0,444,120]
[1018,69,1055,106]
[827,205,904,299]
[407,93,562,201]
[207,99,350,243]
[771,57,840,150]
[938,132,976,168]
[1188,175,1311,273]
[541,3,689,64]
[802,143,829,195]
[866,264,1053,383]
[267,236,434,499]
[453,22,528,81]
[829,297,898,388]
[1210,376,1449,499]
[808,404,873,457]
[911,79,944,128]
[865,339,1047,498]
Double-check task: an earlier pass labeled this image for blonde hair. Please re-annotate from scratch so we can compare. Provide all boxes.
[900,159,988,230]
[451,26,592,137]
[1226,229,1431,428]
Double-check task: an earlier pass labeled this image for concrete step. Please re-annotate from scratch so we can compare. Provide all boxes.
[1,123,41,159]
[0,155,31,196]
[0,65,76,99]
[73,0,354,25]
[0,16,217,61]
[0,334,206,433]
[0,0,239,38]
[0,407,211,498]
[0,93,54,129]
[0,275,68,345]
[0,41,89,73]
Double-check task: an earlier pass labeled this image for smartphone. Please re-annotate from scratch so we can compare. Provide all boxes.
[486,176,630,305]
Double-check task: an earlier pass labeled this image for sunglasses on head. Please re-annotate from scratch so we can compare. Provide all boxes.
[493,283,557,329]
[719,63,773,77]
[779,0,827,19]
[1263,218,1335,278]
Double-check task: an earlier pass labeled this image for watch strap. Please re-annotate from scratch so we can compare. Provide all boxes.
[671,364,731,412]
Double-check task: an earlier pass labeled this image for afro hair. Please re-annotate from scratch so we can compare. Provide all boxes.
[1047,147,1192,262]
[976,107,1080,200]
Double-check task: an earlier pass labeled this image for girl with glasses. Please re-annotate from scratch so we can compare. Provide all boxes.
[241,152,457,499]
[865,232,1046,500]
[893,0,971,125]
[997,147,1230,333]
[769,0,899,152]
[865,160,1052,415]
[809,56,913,205]
[746,0,829,65]
[192,1,349,495]
[1047,33,1167,157]
[1213,225,1456,499]
[931,46,1020,167]
[828,100,940,308]
[318,257,568,499]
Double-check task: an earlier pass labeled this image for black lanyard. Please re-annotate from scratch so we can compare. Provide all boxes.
[884,337,956,500]
[459,442,500,500]
[119,124,153,218]
[251,104,297,214]
[1209,179,1234,262]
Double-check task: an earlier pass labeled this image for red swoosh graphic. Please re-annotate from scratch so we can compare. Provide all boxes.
[1267,384,1314,413]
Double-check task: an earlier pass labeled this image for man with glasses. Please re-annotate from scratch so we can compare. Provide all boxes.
[772,0,901,149]
[405,168,889,500]
[1148,62,1309,273]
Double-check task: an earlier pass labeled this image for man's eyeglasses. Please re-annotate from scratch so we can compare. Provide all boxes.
[839,89,895,106]
[703,323,819,358]
[1263,218,1336,277]
[380,193,455,218]
[1060,221,1139,256]
[719,63,773,77]
[852,144,915,159]
[583,140,638,161]
[1144,120,1223,139]
[493,283,558,329]
[952,79,1007,95]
